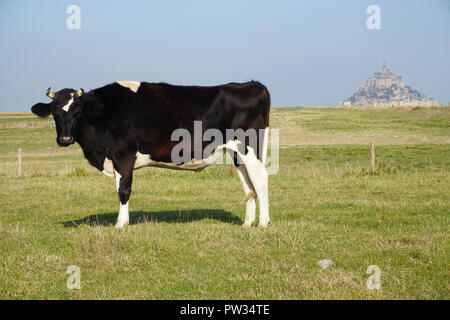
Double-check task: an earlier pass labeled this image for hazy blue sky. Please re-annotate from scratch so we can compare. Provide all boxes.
[0,0,449,111]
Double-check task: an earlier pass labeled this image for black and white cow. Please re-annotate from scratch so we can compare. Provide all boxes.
[31,81,271,228]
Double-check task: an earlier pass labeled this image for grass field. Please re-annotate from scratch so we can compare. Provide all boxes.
[0,106,449,299]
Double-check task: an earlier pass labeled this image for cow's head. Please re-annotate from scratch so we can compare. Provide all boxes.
[31,87,102,147]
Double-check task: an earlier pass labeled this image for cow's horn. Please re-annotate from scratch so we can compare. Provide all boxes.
[46,87,55,99]
[76,88,84,97]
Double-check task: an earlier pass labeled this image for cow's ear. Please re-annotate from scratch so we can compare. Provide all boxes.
[31,103,51,117]
[80,93,104,116]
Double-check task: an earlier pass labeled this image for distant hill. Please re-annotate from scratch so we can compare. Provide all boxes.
[340,62,438,107]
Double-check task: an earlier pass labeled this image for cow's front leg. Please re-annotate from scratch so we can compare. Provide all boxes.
[113,155,135,228]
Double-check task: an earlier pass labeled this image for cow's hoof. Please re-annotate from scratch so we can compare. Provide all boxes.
[114,221,129,229]
[242,221,255,228]
[258,220,270,228]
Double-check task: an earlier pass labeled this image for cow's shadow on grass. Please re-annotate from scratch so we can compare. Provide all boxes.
[61,209,242,228]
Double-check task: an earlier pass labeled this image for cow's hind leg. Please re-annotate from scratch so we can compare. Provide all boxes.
[240,146,269,227]
[113,154,135,228]
[235,164,257,227]
[226,142,269,227]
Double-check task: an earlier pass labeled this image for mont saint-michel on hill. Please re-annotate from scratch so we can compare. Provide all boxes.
[340,62,438,107]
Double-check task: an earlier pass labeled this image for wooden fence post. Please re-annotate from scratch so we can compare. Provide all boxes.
[18,148,22,176]
[370,142,375,171]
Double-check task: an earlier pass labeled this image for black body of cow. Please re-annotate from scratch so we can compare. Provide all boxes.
[31,81,271,227]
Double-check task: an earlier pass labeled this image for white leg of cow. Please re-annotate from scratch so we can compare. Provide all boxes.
[114,170,129,228]
[225,141,270,227]
[235,164,257,227]
[240,146,270,227]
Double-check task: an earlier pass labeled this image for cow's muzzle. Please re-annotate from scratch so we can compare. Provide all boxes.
[59,136,74,146]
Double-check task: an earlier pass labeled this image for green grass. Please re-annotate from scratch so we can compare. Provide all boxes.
[271,106,450,146]
[0,107,449,299]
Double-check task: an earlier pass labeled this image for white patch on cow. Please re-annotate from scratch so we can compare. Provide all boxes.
[101,158,114,178]
[117,81,141,93]
[62,94,74,112]
[115,170,121,192]
[114,169,129,228]
[132,151,223,172]
[134,152,153,169]
[115,201,129,229]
